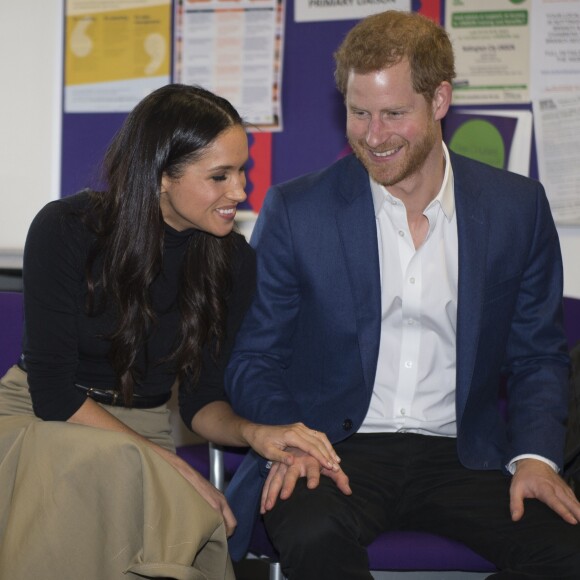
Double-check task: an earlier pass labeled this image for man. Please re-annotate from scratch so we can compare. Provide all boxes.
[225,10,580,579]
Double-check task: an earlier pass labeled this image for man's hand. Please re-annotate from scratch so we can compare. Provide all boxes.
[260,448,351,514]
[510,458,580,525]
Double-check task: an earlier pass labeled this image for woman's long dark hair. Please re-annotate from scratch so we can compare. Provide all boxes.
[86,84,244,404]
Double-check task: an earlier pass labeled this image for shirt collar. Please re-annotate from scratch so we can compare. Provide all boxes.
[370,142,455,221]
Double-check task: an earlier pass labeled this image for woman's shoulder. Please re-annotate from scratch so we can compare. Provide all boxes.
[31,190,94,228]
[26,190,97,254]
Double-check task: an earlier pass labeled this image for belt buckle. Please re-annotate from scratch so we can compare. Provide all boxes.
[88,387,119,405]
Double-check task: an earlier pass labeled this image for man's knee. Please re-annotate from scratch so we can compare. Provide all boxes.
[264,480,359,557]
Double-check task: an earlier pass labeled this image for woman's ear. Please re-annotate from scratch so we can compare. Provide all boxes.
[160,173,170,195]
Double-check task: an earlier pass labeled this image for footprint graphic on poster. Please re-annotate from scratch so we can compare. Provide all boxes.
[144,33,165,75]
[70,18,93,58]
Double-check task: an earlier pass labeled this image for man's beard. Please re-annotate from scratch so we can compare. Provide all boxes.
[348,123,437,187]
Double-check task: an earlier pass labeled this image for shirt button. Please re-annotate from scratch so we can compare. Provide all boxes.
[400,408,406,416]
[342,418,353,431]
[409,277,415,284]
[404,360,413,369]
[398,230,405,237]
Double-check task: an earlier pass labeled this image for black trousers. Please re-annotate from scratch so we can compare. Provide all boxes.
[263,433,580,580]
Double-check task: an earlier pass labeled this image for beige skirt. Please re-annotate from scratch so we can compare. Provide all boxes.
[0,365,235,580]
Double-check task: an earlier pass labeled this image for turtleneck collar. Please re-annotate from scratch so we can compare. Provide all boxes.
[163,222,199,249]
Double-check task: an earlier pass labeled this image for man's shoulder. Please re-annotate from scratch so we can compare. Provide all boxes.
[275,154,366,198]
[450,151,540,191]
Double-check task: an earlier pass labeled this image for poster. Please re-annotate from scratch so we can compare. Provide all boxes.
[240,132,272,214]
[446,0,530,105]
[444,108,532,176]
[65,0,171,112]
[533,95,580,224]
[530,0,580,224]
[174,0,284,131]
[530,0,580,100]
[294,0,410,23]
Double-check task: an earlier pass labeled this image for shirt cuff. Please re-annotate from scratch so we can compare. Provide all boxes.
[506,454,559,475]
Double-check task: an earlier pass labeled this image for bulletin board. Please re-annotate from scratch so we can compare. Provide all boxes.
[60,0,433,212]
[64,0,580,222]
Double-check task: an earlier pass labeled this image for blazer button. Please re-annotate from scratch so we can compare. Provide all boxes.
[342,418,353,431]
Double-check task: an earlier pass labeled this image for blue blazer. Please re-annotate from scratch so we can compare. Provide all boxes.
[224,152,570,560]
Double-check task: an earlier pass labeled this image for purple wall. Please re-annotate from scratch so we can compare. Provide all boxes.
[0,292,24,375]
[565,297,580,349]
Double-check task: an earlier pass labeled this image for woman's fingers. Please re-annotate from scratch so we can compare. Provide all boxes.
[281,424,341,469]
[248,423,340,470]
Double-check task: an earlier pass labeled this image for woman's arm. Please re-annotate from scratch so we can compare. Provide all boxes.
[190,400,341,471]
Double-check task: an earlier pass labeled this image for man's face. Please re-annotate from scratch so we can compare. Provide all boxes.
[345,60,439,189]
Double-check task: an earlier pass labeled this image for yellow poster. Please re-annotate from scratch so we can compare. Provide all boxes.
[65,0,171,112]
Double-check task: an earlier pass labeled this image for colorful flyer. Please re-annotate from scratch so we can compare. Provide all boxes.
[444,108,532,176]
[65,0,171,112]
[241,132,272,213]
[446,0,530,104]
[174,0,284,131]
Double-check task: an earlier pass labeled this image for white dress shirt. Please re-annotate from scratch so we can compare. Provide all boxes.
[360,143,458,437]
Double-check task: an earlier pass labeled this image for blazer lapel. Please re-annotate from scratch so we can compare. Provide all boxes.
[454,156,488,421]
[334,157,382,393]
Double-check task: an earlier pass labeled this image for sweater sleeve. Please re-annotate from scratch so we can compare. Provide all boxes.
[178,235,257,429]
[22,197,91,420]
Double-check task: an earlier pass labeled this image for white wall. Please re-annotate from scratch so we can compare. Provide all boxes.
[1,1,580,299]
[0,1,63,266]
[558,228,580,299]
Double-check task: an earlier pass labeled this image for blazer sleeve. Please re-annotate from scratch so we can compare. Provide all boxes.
[502,182,570,468]
[225,186,305,425]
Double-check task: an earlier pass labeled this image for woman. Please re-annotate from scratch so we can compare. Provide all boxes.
[0,84,340,580]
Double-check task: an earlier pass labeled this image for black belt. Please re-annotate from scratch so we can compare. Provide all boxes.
[17,359,170,409]
[75,384,171,409]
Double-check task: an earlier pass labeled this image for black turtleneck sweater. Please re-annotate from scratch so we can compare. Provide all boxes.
[21,191,256,429]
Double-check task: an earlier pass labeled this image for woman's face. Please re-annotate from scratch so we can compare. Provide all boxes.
[160,125,248,236]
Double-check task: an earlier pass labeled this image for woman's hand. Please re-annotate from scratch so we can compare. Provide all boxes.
[158,447,238,536]
[191,402,342,472]
[241,422,341,471]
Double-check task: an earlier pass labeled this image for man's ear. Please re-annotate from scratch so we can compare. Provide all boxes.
[432,81,452,121]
